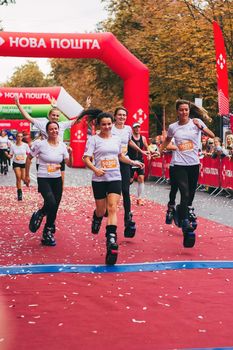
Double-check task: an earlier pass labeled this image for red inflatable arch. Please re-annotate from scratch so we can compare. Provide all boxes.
[0,32,149,167]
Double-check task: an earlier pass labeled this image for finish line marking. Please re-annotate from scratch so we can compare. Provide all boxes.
[1,260,233,276]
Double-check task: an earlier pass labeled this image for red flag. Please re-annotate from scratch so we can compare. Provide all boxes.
[213,21,229,115]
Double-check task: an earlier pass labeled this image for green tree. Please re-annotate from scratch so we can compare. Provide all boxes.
[4,60,54,87]
[49,0,233,136]
[50,57,122,111]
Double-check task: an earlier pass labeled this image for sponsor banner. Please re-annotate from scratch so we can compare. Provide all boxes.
[150,156,163,178]
[0,119,30,133]
[198,156,220,187]
[221,157,233,190]
[0,87,83,119]
[0,87,61,104]
[149,155,233,190]
[0,32,149,164]
[0,32,102,58]
[0,104,51,118]
[70,118,88,168]
[213,21,229,115]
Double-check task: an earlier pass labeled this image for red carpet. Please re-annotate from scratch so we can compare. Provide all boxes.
[0,186,233,350]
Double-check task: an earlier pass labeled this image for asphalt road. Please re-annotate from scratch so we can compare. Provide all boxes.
[1,161,233,227]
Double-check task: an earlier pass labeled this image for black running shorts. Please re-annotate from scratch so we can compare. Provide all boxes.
[92,180,122,200]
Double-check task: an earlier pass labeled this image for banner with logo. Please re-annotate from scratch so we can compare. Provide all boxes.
[0,86,85,165]
[220,157,233,190]
[70,117,88,168]
[198,156,220,187]
[149,156,163,178]
[0,119,30,133]
[213,21,229,116]
[0,31,149,137]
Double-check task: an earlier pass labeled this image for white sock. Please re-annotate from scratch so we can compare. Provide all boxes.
[137,182,144,198]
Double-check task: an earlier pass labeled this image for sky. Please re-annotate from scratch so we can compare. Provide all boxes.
[0,0,108,83]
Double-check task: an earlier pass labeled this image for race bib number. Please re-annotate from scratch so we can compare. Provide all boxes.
[47,163,61,173]
[100,158,118,169]
[121,145,128,155]
[178,140,194,152]
[15,154,25,161]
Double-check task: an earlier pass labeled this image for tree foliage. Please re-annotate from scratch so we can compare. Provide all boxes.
[50,58,122,111]
[2,0,233,135]
[4,61,54,88]
[50,0,233,134]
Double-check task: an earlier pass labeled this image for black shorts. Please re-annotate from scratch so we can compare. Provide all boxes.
[13,162,25,169]
[60,159,65,172]
[130,165,145,178]
[92,180,122,200]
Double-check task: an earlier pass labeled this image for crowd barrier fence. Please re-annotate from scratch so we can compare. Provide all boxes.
[148,154,233,196]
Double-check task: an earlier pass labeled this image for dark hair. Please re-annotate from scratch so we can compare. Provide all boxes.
[46,121,59,132]
[96,112,114,125]
[176,99,191,110]
[175,99,210,121]
[114,106,128,116]
[76,109,114,127]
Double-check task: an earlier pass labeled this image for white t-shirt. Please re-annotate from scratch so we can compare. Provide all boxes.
[167,118,206,166]
[111,124,132,156]
[10,143,30,164]
[32,118,73,141]
[84,134,122,182]
[0,135,10,150]
[31,138,43,165]
[30,139,69,178]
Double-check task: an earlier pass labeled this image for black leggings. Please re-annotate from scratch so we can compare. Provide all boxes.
[168,166,179,206]
[120,162,131,219]
[0,149,7,167]
[173,164,200,221]
[37,177,63,228]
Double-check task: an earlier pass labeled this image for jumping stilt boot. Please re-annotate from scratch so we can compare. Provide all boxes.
[165,204,175,224]
[105,225,118,265]
[41,226,56,246]
[91,210,103,234]
[29,209,45,233]
[188,206,197,229]
[17,189,22,201]
[124,212,136,238]
[182,219,196,248]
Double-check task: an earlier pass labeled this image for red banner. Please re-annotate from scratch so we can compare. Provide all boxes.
[213,21,229,115]
[198,156,220,187]
[149,155,233,191]
[0,87,61,105]
[149,156,163,177]
[220,157,233,190]
[70,118,88,168]
[0,119,30,133]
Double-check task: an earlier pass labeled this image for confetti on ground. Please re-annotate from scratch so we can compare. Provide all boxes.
[0,186,233,350]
